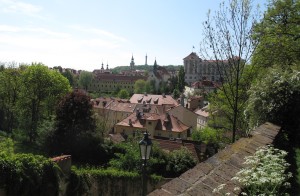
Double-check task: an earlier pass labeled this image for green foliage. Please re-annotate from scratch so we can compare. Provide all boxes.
[172,88,180,99]
[68,165,162,196]
[233,145,291,195]
[108,140,195,178]
[191,127,221,144]
[78,71,93,91]
[0,137,14,155]
[201,0,259,142]
[0,152,60,196]
[296,148,300,186]
[108,142,142,172]
[252,0,300,68]
[177,66,185,92]
[246,67,300,132]
[47,89,106,163]
[134,79,147,94]
[62,69,75,86]
[0,66,21,133]
[166,147,197,177]
[17,63,71,142]
[117,89,130,99]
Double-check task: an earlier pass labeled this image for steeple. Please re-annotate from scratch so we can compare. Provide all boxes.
[101,62,104,70]
[130,54,135,70]
[153,58,158,72]
[106,62,109,70]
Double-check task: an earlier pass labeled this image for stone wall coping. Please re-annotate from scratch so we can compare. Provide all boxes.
[149,122,281,196]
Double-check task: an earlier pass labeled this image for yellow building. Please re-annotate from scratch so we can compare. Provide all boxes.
[89,73,146,93]
[114,110,190,140]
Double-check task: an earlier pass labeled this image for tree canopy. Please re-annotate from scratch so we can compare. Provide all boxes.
[18,64,71,142]
[252,0,300,67]
[78,71,93,91]
[201,0,260,142]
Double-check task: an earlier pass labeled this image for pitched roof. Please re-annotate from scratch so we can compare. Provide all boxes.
[115,112,189,133]
[130,94,178,106]
[183,52,201,60]
[106,101,137,113]
[195,108,209,117]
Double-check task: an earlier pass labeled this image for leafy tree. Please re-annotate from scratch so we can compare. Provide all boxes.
[191,127,221,144]
[166,147,197,177]
[48,89,104,163]
[62,69,75,86]
[117,89,130,99]
[252,0,300,68]
[201,0,260,142]
[172,88,180,99]
[177,66,185,92]
[78,71,93,91]
[134,79,147,94]
[0,66,21,133]
[246,67,300,143]
[18,64,71,142]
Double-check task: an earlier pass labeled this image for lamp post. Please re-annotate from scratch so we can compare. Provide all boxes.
[139,131,152,196]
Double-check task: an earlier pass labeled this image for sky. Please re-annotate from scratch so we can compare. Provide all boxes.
[0,0,267,71]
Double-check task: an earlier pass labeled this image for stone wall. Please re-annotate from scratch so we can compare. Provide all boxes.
[149,122,281,195]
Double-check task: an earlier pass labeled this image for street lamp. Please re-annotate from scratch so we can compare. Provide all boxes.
[139,131,152,196]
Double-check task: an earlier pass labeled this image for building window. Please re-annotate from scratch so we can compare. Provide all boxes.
[148,122,152,125]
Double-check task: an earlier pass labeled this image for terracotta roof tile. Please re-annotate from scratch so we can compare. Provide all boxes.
[130,94,178,106]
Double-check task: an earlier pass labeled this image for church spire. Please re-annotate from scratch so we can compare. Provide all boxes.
[153,58,158,72]
[101,61,104,70]
[130,54,135,70]
[106,61,109,70]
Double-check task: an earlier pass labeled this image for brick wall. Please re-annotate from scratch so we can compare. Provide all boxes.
[149,122,281,195]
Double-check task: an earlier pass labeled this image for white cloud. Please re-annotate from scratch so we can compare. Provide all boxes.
[69,25,128,43]
[0,0,42,16]
[0,24,131,70]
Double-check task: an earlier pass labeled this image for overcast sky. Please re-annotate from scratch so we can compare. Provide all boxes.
[0,0,267,71]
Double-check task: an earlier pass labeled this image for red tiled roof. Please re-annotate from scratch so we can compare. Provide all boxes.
[106,101,137,113]
[116,112,189,133]
[130,94,178,106]
[195,108,209,117]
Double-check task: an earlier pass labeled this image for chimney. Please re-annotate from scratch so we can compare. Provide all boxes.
[129,119,132,126]
[136,108,140,118]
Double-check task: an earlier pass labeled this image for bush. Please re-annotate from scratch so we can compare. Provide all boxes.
[0,152,60,196]
[166,147,197,177]
[214,145,292,195]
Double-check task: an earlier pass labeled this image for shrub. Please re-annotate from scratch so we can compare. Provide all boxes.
[214,145,292,195]
[0,152,60,195]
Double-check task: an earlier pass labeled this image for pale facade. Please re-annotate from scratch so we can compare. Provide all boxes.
[183,52,227,85]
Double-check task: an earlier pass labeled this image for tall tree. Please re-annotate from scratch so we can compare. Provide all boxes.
[117,89,130,99]
[177,66,185,93]
[48,89,103,163]
[201,0,260,142]
[78,71,93,91]
[252,0,300,68]
[18,63,71,142]
[134,79,147,94]
[0,65,21,133]
[62,69,75,86]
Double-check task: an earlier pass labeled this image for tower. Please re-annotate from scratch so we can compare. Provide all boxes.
[145,54,148,66]
[106,62,109,70]
[101,62,104,70]
[130,55,135,70]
